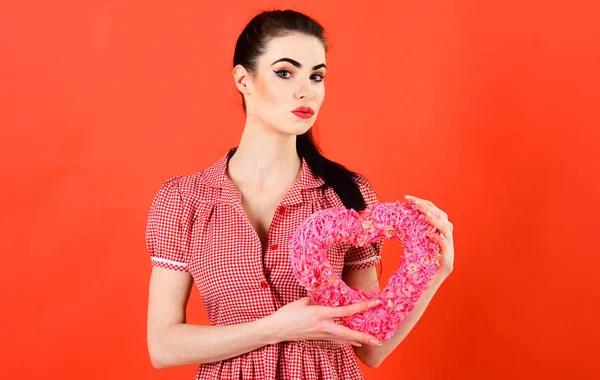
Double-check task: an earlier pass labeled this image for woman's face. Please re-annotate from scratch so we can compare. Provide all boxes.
[238,33,327,135]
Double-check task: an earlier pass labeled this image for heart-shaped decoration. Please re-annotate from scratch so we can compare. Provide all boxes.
[289,200,442,342]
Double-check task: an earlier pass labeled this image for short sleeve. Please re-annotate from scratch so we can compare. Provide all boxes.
[145,176,191,272]
[344,174,384,271]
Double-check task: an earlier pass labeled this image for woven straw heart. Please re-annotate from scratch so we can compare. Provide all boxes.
[289,200,442,342]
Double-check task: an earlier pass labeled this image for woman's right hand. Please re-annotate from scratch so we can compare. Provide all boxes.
[266,297,383,347]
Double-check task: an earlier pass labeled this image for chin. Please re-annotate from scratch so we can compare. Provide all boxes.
[268,119,314,136]
[287,122,314,136]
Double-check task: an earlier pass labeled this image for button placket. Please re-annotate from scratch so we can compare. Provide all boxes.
[259,204,288,293]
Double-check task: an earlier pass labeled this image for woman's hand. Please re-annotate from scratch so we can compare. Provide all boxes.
[405,195,455,274]
[266,297,383,347]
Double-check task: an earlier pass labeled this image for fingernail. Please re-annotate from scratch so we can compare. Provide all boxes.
[370,339,383,345]
[352,342,362,347]
[368,300,381,307]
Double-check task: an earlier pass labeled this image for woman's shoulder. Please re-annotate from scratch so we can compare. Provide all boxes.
[320,172,376,196]
[351,172,372,188]
[319,171,379,210]
[153,167,219,208]
[152,148,234,210]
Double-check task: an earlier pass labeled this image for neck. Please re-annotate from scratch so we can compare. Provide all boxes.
[227,120,301,190]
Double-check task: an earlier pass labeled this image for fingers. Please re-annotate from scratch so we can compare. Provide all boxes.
[405,195,453,237]
[326,322,383,346]
[425,213,453,238]
[324,339,364,347]
[405,195,448,219]
[326,299,381,318]
[309,300,384,346]
[435,231,451,249]
[326,337,363,347]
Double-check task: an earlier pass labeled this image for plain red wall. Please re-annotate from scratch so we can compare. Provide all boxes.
[1,0,598,379]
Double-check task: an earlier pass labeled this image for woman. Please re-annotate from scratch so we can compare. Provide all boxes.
[145,9,454,380]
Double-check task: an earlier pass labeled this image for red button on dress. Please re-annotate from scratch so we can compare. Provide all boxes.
[260,280,269,289]
[270,244,278,251]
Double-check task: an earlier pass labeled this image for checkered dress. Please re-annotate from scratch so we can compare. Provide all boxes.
[145,147,383,380]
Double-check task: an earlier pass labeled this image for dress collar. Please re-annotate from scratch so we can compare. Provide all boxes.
[200,147,325,206]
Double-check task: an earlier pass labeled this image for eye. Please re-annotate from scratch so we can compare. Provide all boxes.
[274,70,292,79]
[311,73,325,82]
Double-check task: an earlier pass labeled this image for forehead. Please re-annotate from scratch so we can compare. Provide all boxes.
[260,33,326,66]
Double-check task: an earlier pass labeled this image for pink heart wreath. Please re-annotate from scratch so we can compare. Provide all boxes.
[289,200,442,342]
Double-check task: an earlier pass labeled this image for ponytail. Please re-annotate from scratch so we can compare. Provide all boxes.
[296,130,367,211]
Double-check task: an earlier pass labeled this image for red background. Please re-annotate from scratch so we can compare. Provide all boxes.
[1,1,598,379]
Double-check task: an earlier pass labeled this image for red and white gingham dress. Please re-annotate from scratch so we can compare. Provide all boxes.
[145,147,383,380]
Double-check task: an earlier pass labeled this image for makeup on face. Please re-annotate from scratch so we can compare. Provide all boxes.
[269,57,325,120]
[271,58,326,81]
[271,57,327,71]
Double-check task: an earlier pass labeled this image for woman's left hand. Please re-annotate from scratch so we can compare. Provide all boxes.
[405,195,454,275]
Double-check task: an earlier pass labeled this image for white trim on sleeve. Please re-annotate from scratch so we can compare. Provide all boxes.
[151,257,188,268]
[345,255,381,266]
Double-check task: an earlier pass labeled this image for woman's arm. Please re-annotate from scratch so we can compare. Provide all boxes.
[147,266,383,369]
[343,266,451,368]
[147,267,279,369]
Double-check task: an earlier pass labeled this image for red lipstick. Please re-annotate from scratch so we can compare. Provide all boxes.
[291,106,315,119]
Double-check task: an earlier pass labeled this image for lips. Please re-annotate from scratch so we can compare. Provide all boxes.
[292,106,315,119]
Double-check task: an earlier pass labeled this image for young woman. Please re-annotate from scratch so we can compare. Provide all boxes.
[145,9,454,380]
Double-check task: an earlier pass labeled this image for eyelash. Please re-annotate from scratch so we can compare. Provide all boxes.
[274,70,325,82]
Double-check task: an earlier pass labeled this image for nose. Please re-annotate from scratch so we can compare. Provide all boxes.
[294,78,315,100]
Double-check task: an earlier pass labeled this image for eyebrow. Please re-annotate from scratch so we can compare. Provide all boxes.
[271,58,326,71]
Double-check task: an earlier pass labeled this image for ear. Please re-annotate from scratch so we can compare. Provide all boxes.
[233,64,250,95]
